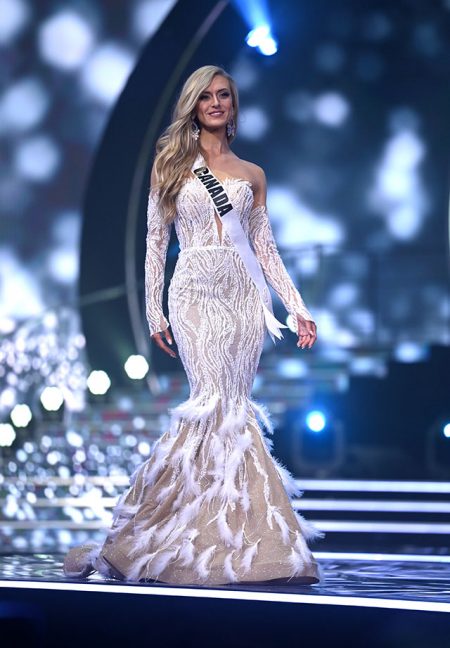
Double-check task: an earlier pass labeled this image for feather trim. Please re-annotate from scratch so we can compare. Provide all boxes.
[217,401,248,438]
[224,551,237,582]
[147,548,179,580]
[216,506,234,546]
[288,547,305,577]
[241,480,250,513]
[240,539,260,574]
[273,457,303,498]
[249,399,274,436]
[196,545,216,580]
[129,523,158,556]
[170,392,220,424]
[273,508,291,544]
[294,510,325,542]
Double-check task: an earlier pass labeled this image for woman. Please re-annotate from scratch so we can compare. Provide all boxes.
[64,65,323,585]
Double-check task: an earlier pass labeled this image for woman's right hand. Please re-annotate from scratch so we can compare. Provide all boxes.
[151,327,177,358]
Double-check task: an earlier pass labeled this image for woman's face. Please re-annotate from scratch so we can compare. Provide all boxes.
[194,75,233,131]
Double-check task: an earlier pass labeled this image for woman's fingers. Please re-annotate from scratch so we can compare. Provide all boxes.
[296,317,317,349]
[151,327,177,358]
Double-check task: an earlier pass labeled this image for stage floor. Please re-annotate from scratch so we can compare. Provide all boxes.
[1,552,449,613]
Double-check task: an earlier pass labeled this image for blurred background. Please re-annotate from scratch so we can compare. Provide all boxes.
[0,0,449,557]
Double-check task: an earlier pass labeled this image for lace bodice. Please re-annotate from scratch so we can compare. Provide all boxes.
[145,176,315,336]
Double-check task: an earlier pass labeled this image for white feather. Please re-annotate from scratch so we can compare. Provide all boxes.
[273,458,302,498]
[204,479,222,505]
[217,401,248,438]
[249,399,274,435]
[217,506,234,545]
[178,495,203,527]
[294,510,325,542]
[129,523,158,556]
[233,525,244,550]
[126,550,159,581]
[240,539,260,574]
[196,545,216,580]
[147,548,178,579]
[295,530,313,563]
[178,538,195,567]
[266,504,275,529]
[273,509,291,544]
[288,547,304,576]
[155,481,175,503]
[223,551,237,582]
[153,514,179,544]
[241,481,250,513]
[170,392,220,425]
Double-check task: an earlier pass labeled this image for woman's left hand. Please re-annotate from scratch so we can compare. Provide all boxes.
[296,315,317,349]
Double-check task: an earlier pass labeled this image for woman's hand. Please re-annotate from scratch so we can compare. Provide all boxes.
[151,327,177,358]
[296,315,317,349]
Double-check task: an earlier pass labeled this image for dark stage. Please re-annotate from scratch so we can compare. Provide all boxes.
[0,553,450,647]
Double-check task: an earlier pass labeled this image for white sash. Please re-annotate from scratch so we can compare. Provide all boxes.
[191,153,289,344]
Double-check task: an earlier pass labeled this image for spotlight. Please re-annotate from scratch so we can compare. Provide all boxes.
[87,370,111,395]
[279,405,345,477]
[10,403,32,428]
[40,386,64,411]
[246,25,278,56]
[306,410,326,432]
[124,355,149,380]
[0,423,16,447]
[427,416,450,477]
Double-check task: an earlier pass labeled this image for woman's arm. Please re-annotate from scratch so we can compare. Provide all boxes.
[248,165,317,347]
[144,165,172,338]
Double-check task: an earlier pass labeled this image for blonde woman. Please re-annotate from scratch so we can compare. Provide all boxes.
[64,65,322,585]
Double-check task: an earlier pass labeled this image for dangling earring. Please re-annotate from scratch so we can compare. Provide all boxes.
[226,114,235,138]
[191,119,200,141]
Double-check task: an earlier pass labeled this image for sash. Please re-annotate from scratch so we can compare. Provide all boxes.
[191,153,289,344]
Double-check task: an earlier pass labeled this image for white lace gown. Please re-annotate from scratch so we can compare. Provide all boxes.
[64,174,323,584]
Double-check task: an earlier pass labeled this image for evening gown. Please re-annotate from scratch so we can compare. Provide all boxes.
[63,168,324,585]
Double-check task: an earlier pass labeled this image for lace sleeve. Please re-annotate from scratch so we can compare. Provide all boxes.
[248,203,315,324]
[144,188,172,336]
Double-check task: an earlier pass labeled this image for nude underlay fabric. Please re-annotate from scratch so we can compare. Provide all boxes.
[63,176,323,585]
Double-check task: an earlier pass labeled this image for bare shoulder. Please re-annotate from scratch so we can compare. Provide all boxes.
[237,159,266,186]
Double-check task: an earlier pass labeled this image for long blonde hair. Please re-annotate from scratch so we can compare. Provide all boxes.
[152,65,239,225]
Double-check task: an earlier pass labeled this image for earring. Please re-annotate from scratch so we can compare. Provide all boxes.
[226,116,235,138]
[191,119,200,140]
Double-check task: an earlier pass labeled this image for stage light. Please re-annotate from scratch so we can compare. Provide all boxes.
[10,403,32,427]
[306,410,326,433]
[279,406,345,476]
[38,10,95,70]
[40,386,64,411]
[237,106,269,140]
[87,370,111,395]
[313,92,350,127]
[0,423,16,447]
[0,0,30,45]
[246,25,278,56]
[14,134,61,182]
[0,78,50,132]
[81,43,134,104]
[124,355,149,380]
[426,415,450,477]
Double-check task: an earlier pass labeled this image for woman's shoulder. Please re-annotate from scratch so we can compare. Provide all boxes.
[236,158,266,191]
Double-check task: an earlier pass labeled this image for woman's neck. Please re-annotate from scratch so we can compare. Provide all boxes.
[199,130,230,160]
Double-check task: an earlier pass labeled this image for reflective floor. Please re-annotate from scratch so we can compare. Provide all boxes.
[1,553,449,607]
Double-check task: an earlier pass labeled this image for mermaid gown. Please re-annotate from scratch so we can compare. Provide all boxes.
[64,172,324,585]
